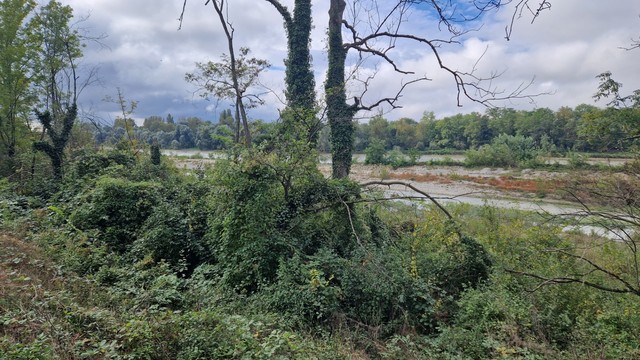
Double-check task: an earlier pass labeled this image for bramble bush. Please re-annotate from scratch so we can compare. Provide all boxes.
[205,144,363,293]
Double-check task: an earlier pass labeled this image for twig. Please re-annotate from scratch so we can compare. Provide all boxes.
[360,180,453,220]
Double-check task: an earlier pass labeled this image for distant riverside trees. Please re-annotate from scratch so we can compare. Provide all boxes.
[93,110,275,151]
[93,104,638,154]
[344,104,639,154]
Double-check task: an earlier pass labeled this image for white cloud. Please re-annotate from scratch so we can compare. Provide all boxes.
[61,0,640,123]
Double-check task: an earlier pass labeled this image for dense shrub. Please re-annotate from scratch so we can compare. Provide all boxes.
[133,202,205,273]
[385,148,418,168]
[265,208,492,338]
[206,158,292,292]
[69,177,161,253]
[266,245,436,336]
[132,177,211,273]
[465,134,542,167]
[365,141,418,168]
[67,149,136,179]
[365,138,386,164]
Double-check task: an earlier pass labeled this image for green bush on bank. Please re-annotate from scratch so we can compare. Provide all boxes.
[365,140,418,168]
[465,134,542,167]
[69,177,162,253]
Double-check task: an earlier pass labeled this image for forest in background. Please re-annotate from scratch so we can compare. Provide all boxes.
[91,104,639,155]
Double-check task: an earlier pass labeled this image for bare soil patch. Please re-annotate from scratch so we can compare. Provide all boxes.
[321,164,568,201]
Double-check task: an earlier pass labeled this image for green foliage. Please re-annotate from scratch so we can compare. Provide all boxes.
[594,71,640,109]
[185,47,270,109]
[5,102,640,359]
[578,107,640,152]
[67,148,135,179]
[0,0,37,175]
[204,142,362,292]
[364,138,386,164]
[408,213,492,318]
[566,151,588,169]
[33,104,78,179]
[282,0,316,112]
[69,177,161,253]
[465,134,542,167]
[265,251,345,326]
[150,143,162,165]
[186,47,270,145]
[365,141,417,168]
[385,147,418,168]
[133,179,211,274]
[113,309,325,359]
[264,206,492,339]
[1,334,54,360]
[266,244,438,336]
[206,156,291,292]
[349,104,640,154]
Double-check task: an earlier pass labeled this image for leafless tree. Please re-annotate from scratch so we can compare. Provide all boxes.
[180,0,270,146]
[326,0,551,178]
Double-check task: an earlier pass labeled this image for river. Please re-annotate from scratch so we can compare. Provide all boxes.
[164,149,631,166]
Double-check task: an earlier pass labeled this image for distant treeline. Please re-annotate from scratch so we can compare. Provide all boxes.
[93,109,273,151]
[92,105,640,153]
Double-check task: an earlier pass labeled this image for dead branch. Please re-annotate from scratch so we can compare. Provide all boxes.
[342,200,363,246]
[504,0,552,41]
[505,268,640,296]
[360,180,453,220]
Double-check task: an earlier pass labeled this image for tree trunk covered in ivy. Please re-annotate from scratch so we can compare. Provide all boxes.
[266,0,319,144]
[285,0,314,111]
[33,104,77,179]
[326,0,357,178]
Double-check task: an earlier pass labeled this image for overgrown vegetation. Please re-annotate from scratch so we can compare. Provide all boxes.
[2,144,640,358]
[2,0,640,358]
[464,134,548,168]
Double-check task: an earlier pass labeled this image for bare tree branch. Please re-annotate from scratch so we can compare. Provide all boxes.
[360,180,453,220]
[504,0,552,41]
[505,268,639,295]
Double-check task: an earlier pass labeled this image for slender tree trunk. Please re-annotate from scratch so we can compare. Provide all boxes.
[238,99,251,146]
[212,0,252,146]
[234,102,241,143]
[326,0,356,178]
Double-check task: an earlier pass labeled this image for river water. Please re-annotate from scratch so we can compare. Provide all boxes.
[163,150,631,167]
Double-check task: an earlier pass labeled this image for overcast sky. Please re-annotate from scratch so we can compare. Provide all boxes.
[63,0,640,124]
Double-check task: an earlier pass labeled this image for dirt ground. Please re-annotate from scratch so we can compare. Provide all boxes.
[322,163,561,197]
[319,163,588,214]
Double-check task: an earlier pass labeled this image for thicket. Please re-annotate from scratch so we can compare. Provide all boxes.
[1,144,497,357]
[2,143,640,358]
[364,139,419,168]
[464,134,549,168]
